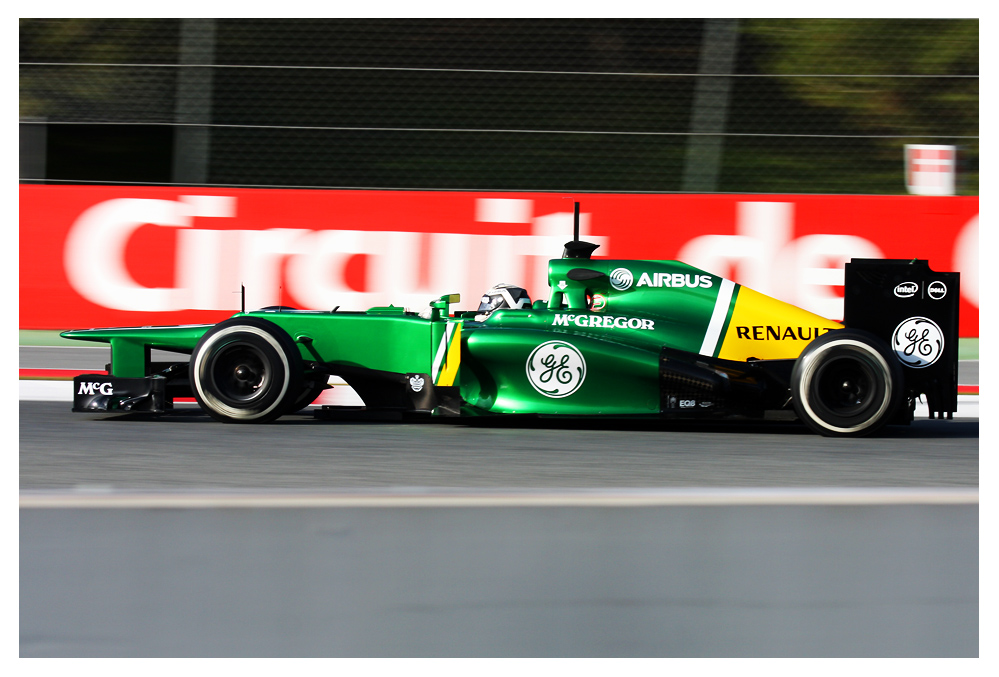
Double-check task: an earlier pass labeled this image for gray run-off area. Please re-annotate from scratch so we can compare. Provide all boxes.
[20,499,978,657]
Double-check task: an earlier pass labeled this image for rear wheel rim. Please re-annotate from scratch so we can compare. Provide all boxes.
[798,341,892,434]
[812,356,878,419]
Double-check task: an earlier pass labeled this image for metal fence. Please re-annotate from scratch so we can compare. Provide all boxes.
[19,18,979,194]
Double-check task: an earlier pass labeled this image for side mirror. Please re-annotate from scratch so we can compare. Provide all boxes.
[429,293,461,320]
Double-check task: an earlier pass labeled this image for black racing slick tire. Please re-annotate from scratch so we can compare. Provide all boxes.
[791,329,903,437]
[190,317,304,423]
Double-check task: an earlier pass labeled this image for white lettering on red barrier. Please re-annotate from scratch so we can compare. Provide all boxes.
[952,215,978,307]
[64,196,235,312]
[63,197,606,315]
[56,193,978,333]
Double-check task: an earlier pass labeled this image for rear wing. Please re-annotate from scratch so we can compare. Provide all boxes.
[843,259,960,419]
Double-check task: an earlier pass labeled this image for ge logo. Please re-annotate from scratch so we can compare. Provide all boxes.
[892,316,945,368]
[526,341,587,398]
[609,267,633,291]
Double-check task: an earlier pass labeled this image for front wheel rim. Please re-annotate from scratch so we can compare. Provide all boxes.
[205,341,272,407]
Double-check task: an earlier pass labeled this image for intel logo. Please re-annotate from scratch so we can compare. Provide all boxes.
[894,282,918,298]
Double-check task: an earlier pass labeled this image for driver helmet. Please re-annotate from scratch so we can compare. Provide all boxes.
[477,283,531,314]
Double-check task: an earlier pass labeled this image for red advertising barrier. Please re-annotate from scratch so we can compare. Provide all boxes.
[19,185,979,336]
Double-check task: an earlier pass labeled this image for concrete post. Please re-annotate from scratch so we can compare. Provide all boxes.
[172,18,216,185]
[682,19,740,193]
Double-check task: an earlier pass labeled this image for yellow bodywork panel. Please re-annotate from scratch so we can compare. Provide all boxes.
[717,286,842,361]
[434,321,463,387]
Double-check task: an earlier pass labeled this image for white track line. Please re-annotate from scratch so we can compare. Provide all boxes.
[19,487,978,509]
[20,381,76,401]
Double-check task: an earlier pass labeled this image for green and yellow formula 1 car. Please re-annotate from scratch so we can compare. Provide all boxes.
[62,205,960,437]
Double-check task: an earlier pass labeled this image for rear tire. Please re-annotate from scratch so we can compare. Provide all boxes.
[191,317,303,423]
[791,329,902,437]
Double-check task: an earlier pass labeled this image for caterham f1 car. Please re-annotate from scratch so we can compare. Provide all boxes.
[62,205,960,437]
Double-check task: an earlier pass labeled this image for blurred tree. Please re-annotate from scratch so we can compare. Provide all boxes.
[19,18,978,193]
[743,19,978,138]
[19,18,179,121]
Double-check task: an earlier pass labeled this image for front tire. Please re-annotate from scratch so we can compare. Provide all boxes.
[791,329,902,437]
[191,317,303,423]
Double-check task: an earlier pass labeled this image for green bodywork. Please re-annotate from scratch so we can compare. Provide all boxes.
[63,308,453,378]
[61,258,739,417]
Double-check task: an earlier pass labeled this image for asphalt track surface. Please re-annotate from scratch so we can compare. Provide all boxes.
[19,346,980,657]
[18,346,981,490]
[19,400,979,490]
